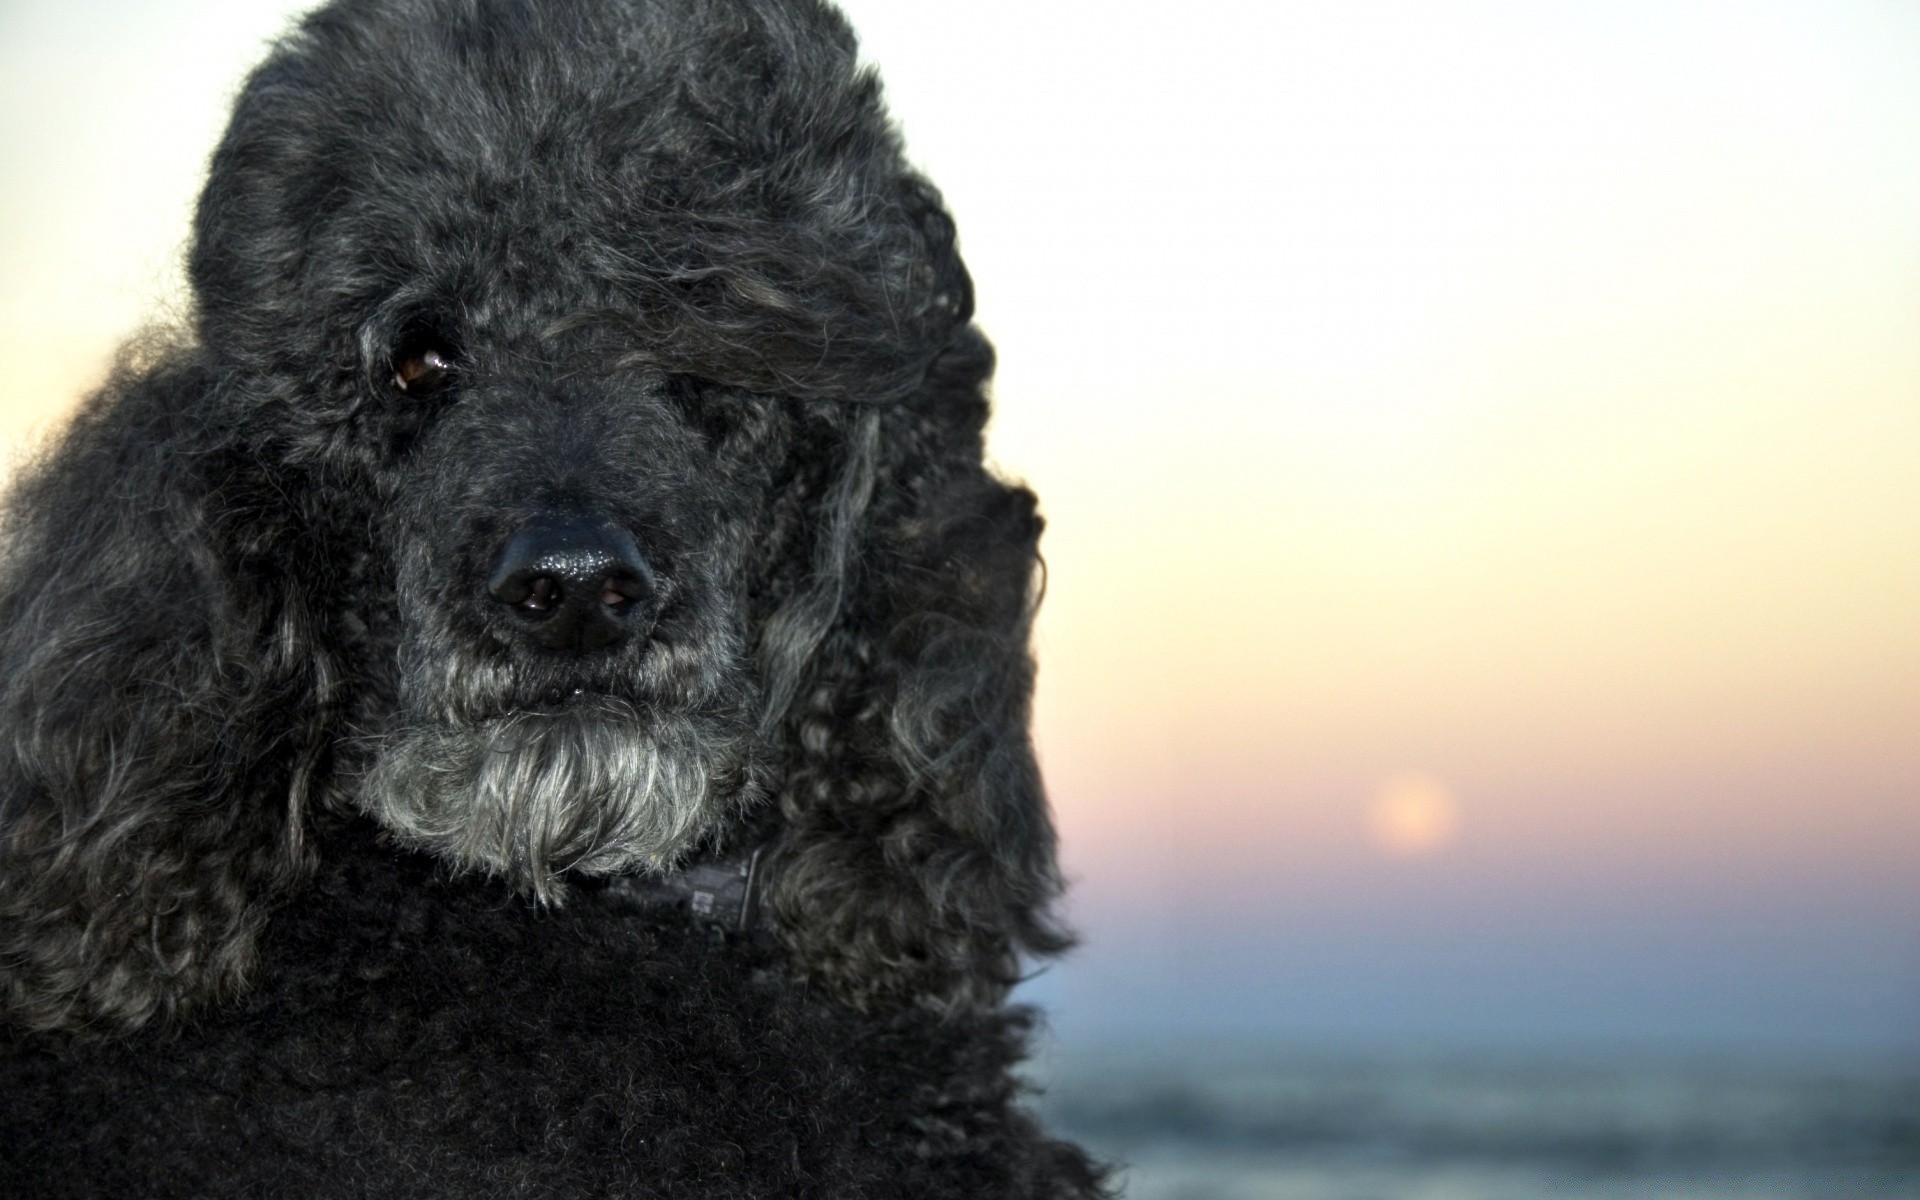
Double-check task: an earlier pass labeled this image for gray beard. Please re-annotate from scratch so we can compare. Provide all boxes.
[355,696,757,902]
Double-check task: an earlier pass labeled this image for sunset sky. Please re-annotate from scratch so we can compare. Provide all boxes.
[2,0,1916,1054]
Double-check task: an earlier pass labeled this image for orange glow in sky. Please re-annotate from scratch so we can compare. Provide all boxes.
[1367,773,1461,860]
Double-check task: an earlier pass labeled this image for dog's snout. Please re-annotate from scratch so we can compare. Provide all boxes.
[487,517,658,652]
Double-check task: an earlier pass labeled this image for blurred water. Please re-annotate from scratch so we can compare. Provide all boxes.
[1026,1040,1920,1200]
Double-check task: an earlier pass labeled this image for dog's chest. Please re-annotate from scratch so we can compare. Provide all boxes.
[1,831,1088,1198]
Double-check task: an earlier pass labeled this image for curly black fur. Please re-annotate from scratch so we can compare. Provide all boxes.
[0,0,1097,1192]
[4,823,1103,1197]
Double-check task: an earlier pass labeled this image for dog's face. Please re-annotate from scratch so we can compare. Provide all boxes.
[186,0,911,895]
[351,328,783,897]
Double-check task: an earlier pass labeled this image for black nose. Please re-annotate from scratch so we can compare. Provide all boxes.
[487,516,658,652]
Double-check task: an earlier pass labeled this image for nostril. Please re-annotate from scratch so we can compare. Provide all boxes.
[599,571,652,611]
[518,575,561,617]
[488,569,562,616]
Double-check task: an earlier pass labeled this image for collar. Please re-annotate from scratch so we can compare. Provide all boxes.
[597,844,772,933]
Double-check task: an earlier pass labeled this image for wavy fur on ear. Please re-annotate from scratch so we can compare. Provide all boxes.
[767,329,1072,1012]
[0,347,328,1034]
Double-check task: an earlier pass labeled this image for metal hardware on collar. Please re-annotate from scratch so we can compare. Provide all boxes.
[599,844,770,933]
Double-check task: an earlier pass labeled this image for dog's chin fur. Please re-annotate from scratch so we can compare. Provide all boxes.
[355,697,759,902]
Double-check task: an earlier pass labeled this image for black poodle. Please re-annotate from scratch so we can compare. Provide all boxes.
[0,0,1103,1194]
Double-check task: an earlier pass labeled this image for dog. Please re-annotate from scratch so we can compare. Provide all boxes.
[0,0,1103,1194]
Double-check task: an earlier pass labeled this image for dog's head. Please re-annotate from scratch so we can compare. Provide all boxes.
[0,0,1065,1034]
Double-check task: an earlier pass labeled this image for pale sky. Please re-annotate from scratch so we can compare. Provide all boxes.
[2,0,1917,1050]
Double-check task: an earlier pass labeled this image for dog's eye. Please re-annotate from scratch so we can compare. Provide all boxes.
[392,340,456,397]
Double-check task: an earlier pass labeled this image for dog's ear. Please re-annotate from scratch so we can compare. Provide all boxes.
[765,329,1073,1012]
[0,350,327,1034]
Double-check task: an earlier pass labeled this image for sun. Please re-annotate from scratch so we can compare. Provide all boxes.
[1366,771,1461,859]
